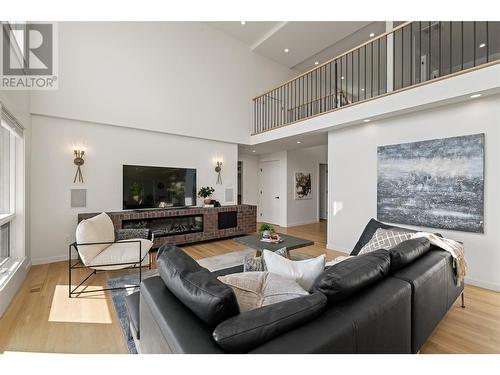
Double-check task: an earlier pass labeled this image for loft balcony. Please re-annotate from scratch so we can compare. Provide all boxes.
[252,21,500,135]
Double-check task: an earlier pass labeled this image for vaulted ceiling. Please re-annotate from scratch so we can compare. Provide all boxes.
[208,21,387,72]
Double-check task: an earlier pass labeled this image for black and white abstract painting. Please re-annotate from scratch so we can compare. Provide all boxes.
[377,133,484,233]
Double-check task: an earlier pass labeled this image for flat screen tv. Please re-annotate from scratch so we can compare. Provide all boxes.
[123,165,197,210]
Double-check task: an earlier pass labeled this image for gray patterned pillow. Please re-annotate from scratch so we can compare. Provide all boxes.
[243,247,289,272]
[358,228,413,254]
[116,228,150,240]
[218,271,308,312]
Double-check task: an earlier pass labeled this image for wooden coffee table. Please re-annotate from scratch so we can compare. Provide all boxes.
[234,233,314,254]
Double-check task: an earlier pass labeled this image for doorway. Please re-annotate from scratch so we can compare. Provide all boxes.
[259,160,281,225]
[319,163,328,220]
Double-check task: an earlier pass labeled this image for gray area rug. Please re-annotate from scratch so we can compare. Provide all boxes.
[106,248,257,353]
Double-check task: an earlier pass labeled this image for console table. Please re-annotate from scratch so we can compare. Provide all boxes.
[78,205,257,249]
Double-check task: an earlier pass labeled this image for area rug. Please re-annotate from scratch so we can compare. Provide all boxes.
[106,248,257,353]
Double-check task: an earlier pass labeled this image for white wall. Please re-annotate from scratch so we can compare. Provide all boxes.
[30,22,294,145]
[238,154,259,205]
[286,145,327,226]
[328,94,500,291]
[30,115,238,264]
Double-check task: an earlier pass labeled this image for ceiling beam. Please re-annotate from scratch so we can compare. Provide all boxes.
[250,21,288,51]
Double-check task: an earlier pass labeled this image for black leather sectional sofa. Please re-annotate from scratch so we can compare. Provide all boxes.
[134,219,464,354]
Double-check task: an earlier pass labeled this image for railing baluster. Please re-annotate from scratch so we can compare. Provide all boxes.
[461,21,464,71]
[473,21,476,67]
[486,21,489,63]
[428,22,432,80]
[439,21,442,77]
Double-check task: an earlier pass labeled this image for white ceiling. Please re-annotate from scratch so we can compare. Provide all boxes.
[208,21,386,71]
[239,131,328,155]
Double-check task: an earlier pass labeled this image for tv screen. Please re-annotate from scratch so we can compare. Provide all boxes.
[123,165,197,209]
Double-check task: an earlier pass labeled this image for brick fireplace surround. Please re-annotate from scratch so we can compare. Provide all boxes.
[78,204,257,249]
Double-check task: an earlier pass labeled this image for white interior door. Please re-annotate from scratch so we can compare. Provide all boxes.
[319,163,328,220]
[260,160,281,225]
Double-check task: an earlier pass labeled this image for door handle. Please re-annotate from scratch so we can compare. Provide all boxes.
[274,196,280,199]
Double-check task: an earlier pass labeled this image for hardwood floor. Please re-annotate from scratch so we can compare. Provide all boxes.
[0,221,499,354]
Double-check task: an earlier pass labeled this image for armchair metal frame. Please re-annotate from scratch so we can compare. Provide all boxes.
[68,239,152,298]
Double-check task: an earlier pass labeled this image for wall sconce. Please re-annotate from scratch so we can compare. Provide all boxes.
[73,148,85,183]
[215,161,223,184]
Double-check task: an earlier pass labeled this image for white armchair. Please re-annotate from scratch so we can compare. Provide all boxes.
[69,212,153,297]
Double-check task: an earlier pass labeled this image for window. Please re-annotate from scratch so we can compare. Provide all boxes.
[0,106,24,268]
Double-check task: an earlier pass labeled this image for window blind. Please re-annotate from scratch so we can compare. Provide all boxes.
[0,104,24,138]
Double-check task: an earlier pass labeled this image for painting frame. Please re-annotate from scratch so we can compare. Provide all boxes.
[294,171,312,200]
[377,133,485,233]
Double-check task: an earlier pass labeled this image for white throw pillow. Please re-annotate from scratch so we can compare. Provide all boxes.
[262,250,326,290]
[75,212,115,265]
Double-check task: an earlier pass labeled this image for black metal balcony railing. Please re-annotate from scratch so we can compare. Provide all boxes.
[253,21,500,134]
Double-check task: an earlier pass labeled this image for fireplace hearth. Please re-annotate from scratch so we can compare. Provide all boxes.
[78,205,257,248]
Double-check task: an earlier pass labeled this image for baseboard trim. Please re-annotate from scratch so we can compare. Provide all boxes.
[326,243,350,254]
[284,219,320,228]
[31,254,70,265]
[464,276,500,292]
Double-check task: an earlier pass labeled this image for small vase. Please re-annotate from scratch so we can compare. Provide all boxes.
[204,198,212,205]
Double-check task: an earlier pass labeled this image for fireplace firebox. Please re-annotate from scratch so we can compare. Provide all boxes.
[122,214,203,238]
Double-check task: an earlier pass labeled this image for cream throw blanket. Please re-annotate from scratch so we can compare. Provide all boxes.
[411,232,467,287]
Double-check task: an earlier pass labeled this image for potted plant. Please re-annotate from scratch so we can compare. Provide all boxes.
[130,182,142,202]
[198,186,215,205]
[258,223,275,239]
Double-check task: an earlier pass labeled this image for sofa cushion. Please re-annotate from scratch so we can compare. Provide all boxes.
[262,250,325,290]
[351,218,415,256]
[156,244,239,327]
[88,238,152,270]
[311,249,391,303]
[218,271,308,312]
[388,237,431,273]
[212,292,327,353]
[76,212,115,265]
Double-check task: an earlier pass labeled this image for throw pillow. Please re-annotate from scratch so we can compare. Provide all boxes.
[262,250,326,290]
[243,247,289,272]
[218,271,308,312]
[358,228,413,255]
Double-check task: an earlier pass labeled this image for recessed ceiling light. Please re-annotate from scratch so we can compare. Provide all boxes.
[341,76,345,80]
[240,21,246,25]
[479,43,486,48]
[296,141,301,144]
[363,119,371,123]
[470,93,482,99]
[252,150,256,153]
[314,61,319,65]
[361,88,365,91]
[284,48,289,53]
[369,32,375,38]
